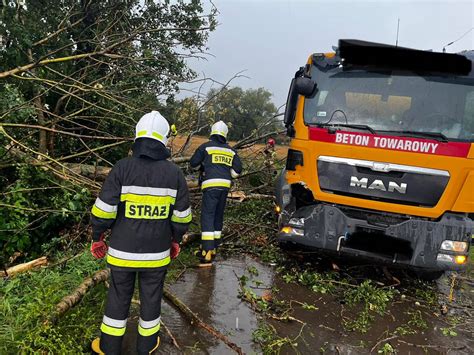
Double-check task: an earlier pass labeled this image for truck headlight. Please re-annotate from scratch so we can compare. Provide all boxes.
[281,226,304,236]
[440,240,468,253]
[437,253,468,265]
[289,217,305,227]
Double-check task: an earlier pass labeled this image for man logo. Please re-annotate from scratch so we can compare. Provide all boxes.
[350,176,407,194]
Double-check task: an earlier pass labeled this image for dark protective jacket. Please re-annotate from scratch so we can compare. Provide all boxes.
[90,138,191,271]
[190,135,243,189]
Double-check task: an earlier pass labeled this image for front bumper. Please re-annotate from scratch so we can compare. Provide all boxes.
[278,204,473,271]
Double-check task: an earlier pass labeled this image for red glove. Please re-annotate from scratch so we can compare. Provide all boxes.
[91,234,108,259]
[170,241,180,259]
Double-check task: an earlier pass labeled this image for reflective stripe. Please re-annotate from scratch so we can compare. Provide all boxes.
[171,207,192,223]
[95,198,117,213]
[136,130,165,142]
[171,214,192,223]
[91,205,117,219]
[211,130,227,137]
[103,315,127,328]
[121,186,177,197]
[205,147,235,156]
[108,247,170,261]
[202,232,214,241]
[139,317,161,329]
[173,207,191,218]
[108,247,171,268]
[101,323,126,337]
[120,194,176,205]
[230,169,239,178]
[214,231,222,240]
[138,317,161,336]
[201,179,231,189]
[107,255,171,268]
[152,132,164,140]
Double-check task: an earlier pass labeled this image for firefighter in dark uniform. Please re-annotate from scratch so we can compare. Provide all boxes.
[190,121,242,266]
[90,111,191,354]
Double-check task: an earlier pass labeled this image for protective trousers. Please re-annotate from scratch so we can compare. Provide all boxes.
[200,188,228,251]
[99,268,166,355]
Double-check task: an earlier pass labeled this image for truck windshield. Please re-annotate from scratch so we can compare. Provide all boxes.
[304,66,474,142]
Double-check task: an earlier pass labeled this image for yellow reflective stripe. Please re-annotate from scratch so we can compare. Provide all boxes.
[107,254,171,268]
[101,323,126,336]
[137,130,147,137]
[120,193,176,205]
[138,323,161,337]
[202,182,231,189]
[202,234,214,241]
[207,149,235,157]
[152,132,164,140]
[171,214,192,223]
[91,205,117,219]
[211,130,226,136]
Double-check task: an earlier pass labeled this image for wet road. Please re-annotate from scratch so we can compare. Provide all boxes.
[123,255,272,354]
[122,255,473,354]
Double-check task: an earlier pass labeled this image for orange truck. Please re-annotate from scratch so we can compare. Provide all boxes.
[275,40,474,279]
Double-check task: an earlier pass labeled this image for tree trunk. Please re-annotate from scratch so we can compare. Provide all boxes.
[27,49,48,154]
[45,268,110,325]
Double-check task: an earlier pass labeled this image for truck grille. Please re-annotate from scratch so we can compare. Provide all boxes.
[317,156,450,207]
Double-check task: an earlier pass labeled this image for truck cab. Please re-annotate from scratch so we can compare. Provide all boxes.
[276,39,474,278]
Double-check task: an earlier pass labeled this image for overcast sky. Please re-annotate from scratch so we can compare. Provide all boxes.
[182,0,474,107]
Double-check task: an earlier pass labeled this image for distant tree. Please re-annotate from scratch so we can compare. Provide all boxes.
[203,87,280,141]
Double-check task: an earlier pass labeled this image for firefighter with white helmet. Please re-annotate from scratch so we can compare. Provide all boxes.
[190,120,243,266]
[90,111,191,354]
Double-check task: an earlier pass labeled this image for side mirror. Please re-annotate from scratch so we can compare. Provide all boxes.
[283,78,297,127]
[283,77,317,130]
[295,76,317,97]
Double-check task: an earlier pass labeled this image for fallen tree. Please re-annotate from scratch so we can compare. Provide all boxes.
[1,256,48,278]
[45,268,110,325]
[65,156,192,180]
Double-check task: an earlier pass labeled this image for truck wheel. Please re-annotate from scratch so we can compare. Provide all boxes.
[415,270,445,281]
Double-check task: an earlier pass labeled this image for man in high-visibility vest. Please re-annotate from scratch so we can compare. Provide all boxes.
[190,121,242,266]
[90,111,191,354]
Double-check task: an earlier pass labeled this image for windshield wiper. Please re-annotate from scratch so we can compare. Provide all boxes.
[388,130,449,142]
[317,123,376,134]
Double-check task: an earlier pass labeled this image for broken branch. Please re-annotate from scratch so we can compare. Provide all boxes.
[163,287,243,354]
[1,256,48,278]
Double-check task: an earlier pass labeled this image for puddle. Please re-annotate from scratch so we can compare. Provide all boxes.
[168,255,273,354]
[122,255,273,354]
[121,255,474,354]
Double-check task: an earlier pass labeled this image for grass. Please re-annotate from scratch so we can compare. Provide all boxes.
[0,250,106,353]
[0,243,199,354]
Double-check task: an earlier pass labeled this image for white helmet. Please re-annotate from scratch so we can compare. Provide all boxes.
[210,120,228,138]
[135,111,170,145]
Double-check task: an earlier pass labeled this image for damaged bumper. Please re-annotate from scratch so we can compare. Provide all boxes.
[278,204,473,271]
